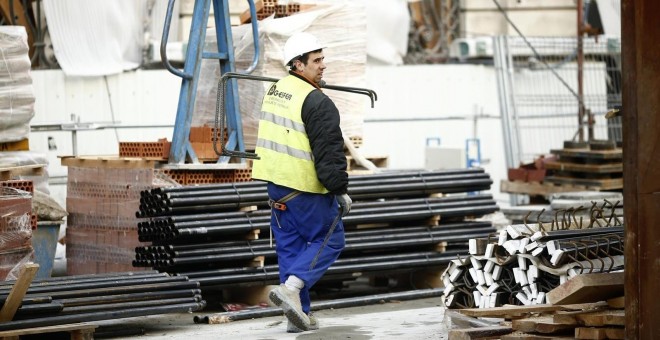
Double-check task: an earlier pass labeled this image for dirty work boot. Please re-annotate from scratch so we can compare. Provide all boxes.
[287,313,318,333]
[269,284,310,331]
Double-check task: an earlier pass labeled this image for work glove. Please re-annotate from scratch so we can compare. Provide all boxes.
[336,193,352,217]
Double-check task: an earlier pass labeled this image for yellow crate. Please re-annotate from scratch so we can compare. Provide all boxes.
[0,139,29,152]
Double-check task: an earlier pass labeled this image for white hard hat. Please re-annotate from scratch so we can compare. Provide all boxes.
[283,32,325,67]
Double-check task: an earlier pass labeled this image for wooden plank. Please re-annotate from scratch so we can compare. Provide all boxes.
[543,161,623,174]
[543,176,623,190]
[457,302,608,318]
[499,180,590,196]
[59,155,160,169]
[502,332,574,339]
[554,310,625,327]
[575,326,625,339]
[605,296,624,309]
[0,263,39,322]
[0,322,97,338]
[512,316,576,334]
[549,149,623,160]
[546,272,624,305]
[0,165,46,181]
[448,326,513,340]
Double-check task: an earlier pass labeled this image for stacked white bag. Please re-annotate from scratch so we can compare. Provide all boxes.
[0,26,35,143]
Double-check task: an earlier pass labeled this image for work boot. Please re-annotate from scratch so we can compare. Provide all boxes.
[287,313,318,333]
[269,284,310,331]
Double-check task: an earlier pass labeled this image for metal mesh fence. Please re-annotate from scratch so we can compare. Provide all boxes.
[495,35,622,166]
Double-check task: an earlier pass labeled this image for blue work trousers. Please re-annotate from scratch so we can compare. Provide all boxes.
[267,183,346,314]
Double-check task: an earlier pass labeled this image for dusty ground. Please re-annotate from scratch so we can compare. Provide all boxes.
[95,297,450,340]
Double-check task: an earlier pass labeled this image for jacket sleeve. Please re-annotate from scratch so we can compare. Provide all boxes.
[301,90,348,194]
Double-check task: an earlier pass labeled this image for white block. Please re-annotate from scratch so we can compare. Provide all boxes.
[485,282,500,296]
[470,256,483,270]
[492,265,502,280]
[485,272,494,286]
[547,240,559,255]
[445,282,455,294]
[536,292,546,304]
[473,290,482,307]
[518,256,528,270]
[498,230,508,245]
[484,243,495,258]
[531,231,545,241]
[550,250,564,265]
[469,267,478,283]
[477,270,486,286]
[469,239,478,255]
[484,260,495,274]
[518,238,530,254]
[477,284,488,296]
[530,283,538,299]
[516,292,531,305]
[489,293,498,308]
[532,247,544,257]
[519,270,529,286]
[503,240,521,255]
[525,241,538,252]
[449,268,463,282]
[560,274,568,284]
[512,268,522,284]
[527,265,538,283]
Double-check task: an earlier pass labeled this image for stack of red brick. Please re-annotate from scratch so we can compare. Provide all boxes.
[0,184,34,280]
[118,126,228,162]
[507,155,555,183]
[240,0,307,24]
[65,167,155,274]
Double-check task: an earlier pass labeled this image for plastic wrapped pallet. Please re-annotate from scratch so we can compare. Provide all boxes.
[0,26,35,143]
[192,1,367,150]
[0,187,34,280]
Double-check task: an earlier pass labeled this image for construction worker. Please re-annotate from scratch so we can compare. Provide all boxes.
[251,32,351,333]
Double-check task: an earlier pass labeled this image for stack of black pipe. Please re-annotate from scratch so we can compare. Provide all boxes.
[134,169,499,288]
[0,271,205,331]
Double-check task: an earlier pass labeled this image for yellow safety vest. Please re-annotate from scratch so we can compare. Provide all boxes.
[251,75,328,194]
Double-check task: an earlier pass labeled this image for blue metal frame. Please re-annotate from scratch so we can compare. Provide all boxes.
[161,0,260,164]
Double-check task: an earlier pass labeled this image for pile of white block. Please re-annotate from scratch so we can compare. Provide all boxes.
[441,219,624,309]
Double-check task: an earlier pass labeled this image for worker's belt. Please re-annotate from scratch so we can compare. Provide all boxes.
[268,190,302,211]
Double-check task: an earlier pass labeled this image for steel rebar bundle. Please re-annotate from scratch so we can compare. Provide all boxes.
[133,168,498,291]
[137,169,493,217]
[136,194,498,242]
[441,207,625,309]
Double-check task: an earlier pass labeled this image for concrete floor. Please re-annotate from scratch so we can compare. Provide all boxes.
[96,297,451,340]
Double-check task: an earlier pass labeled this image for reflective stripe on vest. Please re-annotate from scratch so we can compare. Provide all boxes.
[251,75,328,194]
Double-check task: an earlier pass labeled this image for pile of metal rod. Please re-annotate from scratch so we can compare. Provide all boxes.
[134,168,498,289]
[441,204,624,309]
[137,169,493,217]
[0,271,205,331]
[135,221,496,270]
[136,194,498,242]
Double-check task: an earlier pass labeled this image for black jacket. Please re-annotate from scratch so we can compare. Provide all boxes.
[292,72,348,195]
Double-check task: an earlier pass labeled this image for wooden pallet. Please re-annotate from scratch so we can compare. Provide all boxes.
[0,165,46,181]
[543,176,623,190]
[544,160,623,174]
[500,180,593,197]
[550,148,622,160]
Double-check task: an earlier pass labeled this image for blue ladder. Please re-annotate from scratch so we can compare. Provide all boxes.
[161,0,259,164]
